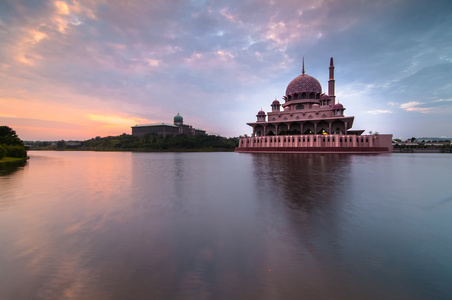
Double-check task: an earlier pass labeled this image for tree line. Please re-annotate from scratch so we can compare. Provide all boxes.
[26,133,239,152]
[80,133,239,151]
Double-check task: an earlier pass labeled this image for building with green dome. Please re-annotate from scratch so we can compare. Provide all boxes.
[173,113,183,126]
[131,113,206,137]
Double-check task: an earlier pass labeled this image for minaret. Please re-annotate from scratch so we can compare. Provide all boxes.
[328,57,336,104]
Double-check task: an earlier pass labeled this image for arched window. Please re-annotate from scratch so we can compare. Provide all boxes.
[296,104,304,110]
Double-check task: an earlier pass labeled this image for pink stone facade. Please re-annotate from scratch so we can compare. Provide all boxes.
[236,134,393,153]
[235,58,393,153]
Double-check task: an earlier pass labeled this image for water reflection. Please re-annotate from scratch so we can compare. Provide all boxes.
[126,153,265,299]
[0,159,27,176]
[251,153,352,210]
[1,152,451,300]
[247,154,359,298]
[0,160,28,212]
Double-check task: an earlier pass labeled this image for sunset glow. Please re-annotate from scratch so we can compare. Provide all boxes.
[0,0,451,140]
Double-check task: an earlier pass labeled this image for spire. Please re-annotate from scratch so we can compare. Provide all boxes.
[328,57,336,99]
[329,57,335,80]
[302,57,305,75]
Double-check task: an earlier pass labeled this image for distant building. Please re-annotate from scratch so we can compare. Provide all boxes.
[131,113,206,137]
[236,58,393,153]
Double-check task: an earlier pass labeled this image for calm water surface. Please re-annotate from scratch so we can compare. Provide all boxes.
[0,151,451,299]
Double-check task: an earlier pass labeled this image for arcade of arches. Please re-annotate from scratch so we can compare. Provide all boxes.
[253,120,351,136]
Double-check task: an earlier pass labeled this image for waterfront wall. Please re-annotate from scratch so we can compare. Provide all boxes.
[235,134,393,153]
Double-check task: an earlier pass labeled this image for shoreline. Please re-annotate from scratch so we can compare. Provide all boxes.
[0,157,29,165]
[27,149,236,153]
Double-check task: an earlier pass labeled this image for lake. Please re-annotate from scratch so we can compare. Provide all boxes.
[1,151,451,299]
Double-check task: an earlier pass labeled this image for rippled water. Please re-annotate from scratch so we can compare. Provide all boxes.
[1,151,451,299]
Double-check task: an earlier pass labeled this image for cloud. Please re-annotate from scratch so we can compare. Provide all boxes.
[389,97,452,115]
[14,29,49,65]
[88,114,150,127]
[404,107,433,113]
[54,1,70,15]
[1,0,452,140]
[366,110,392,115]
[0,116,80,130]
[400,101,423,109]
[433,98,452,102]
[399,101,433,113]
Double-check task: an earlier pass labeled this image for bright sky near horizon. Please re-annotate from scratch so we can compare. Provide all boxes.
[1,0,451,141]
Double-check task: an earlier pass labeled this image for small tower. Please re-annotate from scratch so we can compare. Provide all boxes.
[256,109,266,122]
[328,57,336,104]
[271,98,281,112]
[174,113,183,126]
[333,102,344,116]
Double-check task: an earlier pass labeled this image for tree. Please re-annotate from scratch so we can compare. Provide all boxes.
[0,126,24,146]
[56,140,66,150]
[0,126,27,158]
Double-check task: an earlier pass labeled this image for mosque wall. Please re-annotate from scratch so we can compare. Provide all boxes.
[236,134,393,153]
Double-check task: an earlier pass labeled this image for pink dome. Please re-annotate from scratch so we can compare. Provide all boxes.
[333,103,343,109]
[286,74,322,96]
[321,94,330,99]
[272,99,280,105]
[257,110,266,116]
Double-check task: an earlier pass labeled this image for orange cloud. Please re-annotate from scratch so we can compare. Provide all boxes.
[399,101,433,113]
[0,93,153,140]
[54,1,70,15]
[14,29,48,65]
[88,114,150,127]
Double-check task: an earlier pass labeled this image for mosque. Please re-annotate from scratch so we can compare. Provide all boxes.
[235,58,393,153]
[131,113,206,137]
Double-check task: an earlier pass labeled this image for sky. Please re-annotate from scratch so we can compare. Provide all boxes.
[1,0,451,141]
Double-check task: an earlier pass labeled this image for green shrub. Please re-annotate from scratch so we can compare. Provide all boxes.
[4,145,27,158]
[0,144,6,159]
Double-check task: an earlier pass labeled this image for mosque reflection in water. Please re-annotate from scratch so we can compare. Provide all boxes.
[251,153,352,209]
